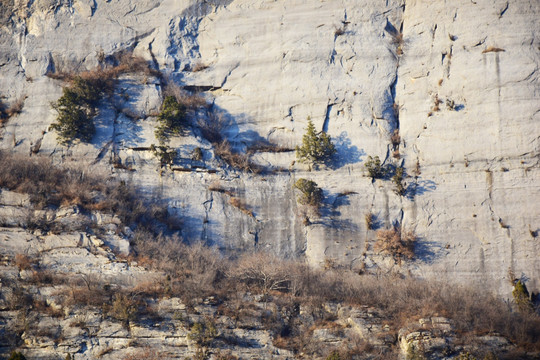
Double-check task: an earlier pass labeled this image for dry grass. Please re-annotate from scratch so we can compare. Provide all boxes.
[432,94,441,112]
[47,51,160,87]
[247,141,293,154]
[229,197,254,217]
[482,46,505,53]
[0,96,25,124]
[365,212,375,230]
[14,254,34,271]
[214,141,261,174]
[191,62,209,72]
[334,26,345,37]
[375,227,416,263]
[162,82,208,111]
[0,151,173,232]
[390,129,401,147]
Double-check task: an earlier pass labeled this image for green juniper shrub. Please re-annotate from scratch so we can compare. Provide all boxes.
[150,144,177,167]
[8,352,27,360]
[326,351,342,360]
[155,96,186,143]
[192,147,203,161]
[188,320,218,347]
[50,76,105,145]
[296,118,336,168]
[294,178,323,207]
[364,155,388,179]
[512,280,534,313]
[392,166,406,196]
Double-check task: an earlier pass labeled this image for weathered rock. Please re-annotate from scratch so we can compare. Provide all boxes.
[0,0,538,303]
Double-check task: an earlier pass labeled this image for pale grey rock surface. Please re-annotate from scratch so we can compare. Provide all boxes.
[0,0,538,303]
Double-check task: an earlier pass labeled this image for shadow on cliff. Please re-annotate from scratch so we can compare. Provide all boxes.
[312,191,359,232]
[414,238,444,265]
[330,131,365,169]
[407,179,437,199]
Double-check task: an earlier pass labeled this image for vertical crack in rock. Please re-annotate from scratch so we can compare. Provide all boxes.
[499,1,509,18]
[201,193,214,242]
[445,45,453,79]
[322,102,335,133]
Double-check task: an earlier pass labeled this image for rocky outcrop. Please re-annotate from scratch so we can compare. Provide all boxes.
[0,0,539,301]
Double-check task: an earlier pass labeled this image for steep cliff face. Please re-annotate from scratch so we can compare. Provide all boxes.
[0,0,539,297]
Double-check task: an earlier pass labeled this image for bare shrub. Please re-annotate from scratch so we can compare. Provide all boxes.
[0,96,25,124]
[390,129,400,147]
[228,252,292,296]
[375,227,416,263]
[14,254,33,271]
[198,111,229,144]
[364,212,375,230]
[247,141,293,154]
[163,82,208,111]
[0,151,173,233]
[214,140,261,173]
[229,197,254,217]
[123,347,164,360]
[191,62,209,72]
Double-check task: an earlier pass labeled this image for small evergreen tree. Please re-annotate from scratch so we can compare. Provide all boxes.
[296,119,336,168]
[50,87,96,144]
[393,166,406,195]
[8,352,26,360]
[364,155,387,179]
[155,96,186,143]
[50,76,106,145]
[326,351,342,360]
[294,178,323,207]
[512,280,534,313]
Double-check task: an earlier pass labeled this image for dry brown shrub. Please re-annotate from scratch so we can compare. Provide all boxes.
[191,62,209,72]
[364,212,375,230]
[390,129,400,147]
[197,111,230,144]
[228,252,292,295]
[375,227,416,263]
[163,82,208,110]
[247,141,293,154]
[123,347,165,360]
[482,46,505,53]
[229,197,254,217]
[214,140,261,173]
[14,253,33,271]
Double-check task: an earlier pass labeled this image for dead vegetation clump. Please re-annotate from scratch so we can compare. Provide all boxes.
[482,46,505,54]
[229,197,254,217]
[375,226,416,263]
[2,242,540,357]
[0,96,25,125]
[214,140,261,174]
[47,51,161,84]
[246,141,293,154]
[0,151,176,231]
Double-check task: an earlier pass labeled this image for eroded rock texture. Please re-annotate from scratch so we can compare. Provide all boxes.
[0,0,539,298]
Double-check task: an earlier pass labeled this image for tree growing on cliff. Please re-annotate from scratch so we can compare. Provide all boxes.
[294,178,323,207]
[296,118,336,168]
[155,96,186,143]
[50,76,104,145]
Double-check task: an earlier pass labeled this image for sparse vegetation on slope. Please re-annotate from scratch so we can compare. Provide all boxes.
[49,52,159,145]
[0,151,177,232]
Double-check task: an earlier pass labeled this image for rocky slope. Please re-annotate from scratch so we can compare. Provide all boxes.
[0,0,538,317]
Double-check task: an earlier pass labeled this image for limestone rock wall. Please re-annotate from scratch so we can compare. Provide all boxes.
[0,0,539,297]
